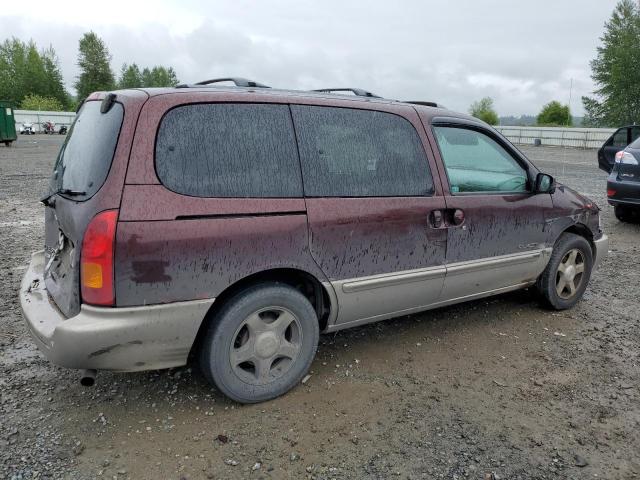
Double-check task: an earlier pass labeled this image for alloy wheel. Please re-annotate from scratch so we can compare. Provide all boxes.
[555,248,585,299]
[229,307,302,385]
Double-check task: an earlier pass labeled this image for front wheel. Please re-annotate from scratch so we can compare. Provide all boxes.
[199,284,319,403]
[537,233,593,310]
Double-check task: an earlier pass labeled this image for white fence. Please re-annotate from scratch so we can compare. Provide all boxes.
[14,110,76,133]
[494,126,616,149]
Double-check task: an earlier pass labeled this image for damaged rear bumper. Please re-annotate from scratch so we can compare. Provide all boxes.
[20,250,215,372]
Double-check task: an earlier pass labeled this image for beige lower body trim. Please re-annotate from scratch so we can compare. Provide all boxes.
[325,249,551,332]
[326,281,534,332]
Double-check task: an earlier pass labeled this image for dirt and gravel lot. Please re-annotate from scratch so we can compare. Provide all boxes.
[1,136,639,480]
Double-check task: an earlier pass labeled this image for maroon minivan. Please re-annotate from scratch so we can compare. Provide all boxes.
[20,79,608,403]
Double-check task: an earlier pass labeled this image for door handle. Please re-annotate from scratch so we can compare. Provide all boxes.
[451,209,465,226]
[429,209,466,229]
[429,210,444,229]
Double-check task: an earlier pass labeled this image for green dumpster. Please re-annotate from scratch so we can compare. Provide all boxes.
[0,101,17,146]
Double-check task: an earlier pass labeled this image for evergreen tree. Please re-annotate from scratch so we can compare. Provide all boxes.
[582,0,640,127]
[118,63,142,88]
[75,31,115,101]
[0,38,71,109]
[140,66,180,87]
[41,46,71,108]
[0,38,28,105]
[118,64,179,89]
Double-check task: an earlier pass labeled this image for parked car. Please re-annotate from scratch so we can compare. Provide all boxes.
[607,136,640,222]
[598,125,640,173]
[20,79,608,403]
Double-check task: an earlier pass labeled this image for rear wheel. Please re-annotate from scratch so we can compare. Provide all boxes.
[199,283,319,403]
[537,233,593,310]
[614,205,638,223]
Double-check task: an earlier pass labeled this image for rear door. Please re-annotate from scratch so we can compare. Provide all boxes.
[429,123,553,302]
[291,103,447,328]
[599,127,630,173]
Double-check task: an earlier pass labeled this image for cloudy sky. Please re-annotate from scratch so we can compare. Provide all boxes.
[2,0,620,115]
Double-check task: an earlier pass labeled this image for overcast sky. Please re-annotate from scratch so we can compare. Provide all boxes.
[1,0,620,115]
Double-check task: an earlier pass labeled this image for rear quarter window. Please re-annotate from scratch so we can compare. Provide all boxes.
[155,103,303,198]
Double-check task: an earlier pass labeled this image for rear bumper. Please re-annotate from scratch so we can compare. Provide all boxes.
[593,234,608,271]
[607,177,640,207]
[20,251,215,372]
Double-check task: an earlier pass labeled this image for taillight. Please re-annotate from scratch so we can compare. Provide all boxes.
[607,188,616,197]
[81,209,118,306]
[615,151,639,165]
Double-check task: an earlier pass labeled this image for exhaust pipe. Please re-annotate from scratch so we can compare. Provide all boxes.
[80,369,97,387]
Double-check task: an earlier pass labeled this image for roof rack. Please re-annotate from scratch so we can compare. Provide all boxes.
[405,101,444,108]
[311,88,382,98]
[176,77,271,89]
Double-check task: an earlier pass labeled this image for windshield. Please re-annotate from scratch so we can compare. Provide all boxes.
[48,100,123,200]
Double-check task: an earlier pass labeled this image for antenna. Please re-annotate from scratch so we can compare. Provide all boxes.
[568,78,573,126]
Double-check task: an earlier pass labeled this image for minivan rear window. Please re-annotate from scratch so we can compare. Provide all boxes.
[155,103,303,198]
[49,100,123,200]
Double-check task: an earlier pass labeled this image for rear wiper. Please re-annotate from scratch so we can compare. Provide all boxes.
[40,188,87,207]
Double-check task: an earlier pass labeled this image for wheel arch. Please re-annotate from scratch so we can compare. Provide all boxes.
[188,267,336,360]
[559,223,595,257]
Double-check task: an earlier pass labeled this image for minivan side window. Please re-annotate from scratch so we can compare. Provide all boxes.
[291,105,433,197]
[155,104,302,198]
[433,126,529,194]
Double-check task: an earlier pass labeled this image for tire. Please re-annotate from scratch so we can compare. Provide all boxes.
[199,283,319,403]
[614,205,638,223]
[537,233,593,310]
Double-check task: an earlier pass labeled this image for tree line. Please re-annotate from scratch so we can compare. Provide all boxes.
[0,31,179,111]
[470,97,573,127]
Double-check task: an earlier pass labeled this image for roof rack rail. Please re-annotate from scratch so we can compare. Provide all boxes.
[312,88,382,98]
[405,101,444,108]
[176,77,271,89]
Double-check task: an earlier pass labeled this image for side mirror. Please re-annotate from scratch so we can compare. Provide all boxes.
[535,173,555,194]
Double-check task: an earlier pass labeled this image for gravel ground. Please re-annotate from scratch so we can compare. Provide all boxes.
[1,136,639,480]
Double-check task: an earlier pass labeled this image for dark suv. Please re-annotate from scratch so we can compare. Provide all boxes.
[20,79,608,403]
[607,135,640,222]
